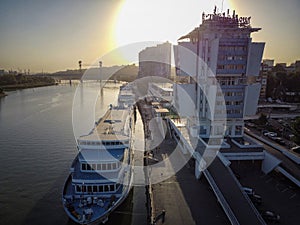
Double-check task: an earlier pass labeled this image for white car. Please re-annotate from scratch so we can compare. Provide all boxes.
[264,132,277,138]
[291,146,300,153]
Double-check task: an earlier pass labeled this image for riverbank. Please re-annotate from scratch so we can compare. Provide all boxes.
[1,82,57,91]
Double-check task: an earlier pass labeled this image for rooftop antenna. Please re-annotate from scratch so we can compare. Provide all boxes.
[221,0,224,12]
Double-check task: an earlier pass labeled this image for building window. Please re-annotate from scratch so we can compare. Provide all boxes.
[236,65,244,70]
[236,126,242,135]
[200,126,207,135]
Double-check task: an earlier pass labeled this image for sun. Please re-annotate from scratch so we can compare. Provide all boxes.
[114,0,231,48]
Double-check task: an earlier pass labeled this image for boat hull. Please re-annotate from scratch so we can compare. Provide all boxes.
[62,171,133,225]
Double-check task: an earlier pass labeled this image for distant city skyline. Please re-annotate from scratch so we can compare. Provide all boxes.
[0,0,299,73]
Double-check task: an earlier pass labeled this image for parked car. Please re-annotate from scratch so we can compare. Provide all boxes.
[272,137,286,145]
[291,146,300,154]
[243,187,254,196]
[250,194,262,205]
[262,130,269,135]
[261,210,280,223]
[264,132,277,138]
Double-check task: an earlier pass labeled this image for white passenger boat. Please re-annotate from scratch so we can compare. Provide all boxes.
[62,101,134,224]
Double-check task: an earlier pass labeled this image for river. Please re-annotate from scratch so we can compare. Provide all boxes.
[0,82,138,225]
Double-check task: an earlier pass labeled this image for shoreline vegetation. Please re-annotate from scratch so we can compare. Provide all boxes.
[0,74,56,96]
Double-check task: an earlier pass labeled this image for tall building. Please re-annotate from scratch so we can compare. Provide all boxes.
[138,42,171,79]
[257,59,274,100]
[174,9,264,142]
[262,59,274,68]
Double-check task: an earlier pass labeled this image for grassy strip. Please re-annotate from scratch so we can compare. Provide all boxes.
[1,82,56,91]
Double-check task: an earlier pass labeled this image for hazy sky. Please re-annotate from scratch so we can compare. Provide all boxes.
[0,0,299,73]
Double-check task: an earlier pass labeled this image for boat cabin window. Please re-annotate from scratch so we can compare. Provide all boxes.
[110,185,115,192]
[81,162,121,172]
[75,184,117,194]
[86,164,92,170]
[96,164,101,170]
[93,185,97,192]
[87,186,92,193]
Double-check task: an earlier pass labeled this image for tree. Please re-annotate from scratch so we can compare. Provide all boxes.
[291,117,300,144]
[257,113,268,125]
[272,64,286,73]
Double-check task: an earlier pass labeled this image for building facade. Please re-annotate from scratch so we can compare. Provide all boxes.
[138,42,171,79]
[257,59,274,100]
[174,9,264,141]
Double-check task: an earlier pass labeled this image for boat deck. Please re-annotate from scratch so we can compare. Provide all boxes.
[63,174,125,224]
[79,108,131,142]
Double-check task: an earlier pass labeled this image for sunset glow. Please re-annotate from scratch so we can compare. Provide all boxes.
[114,0,231,47]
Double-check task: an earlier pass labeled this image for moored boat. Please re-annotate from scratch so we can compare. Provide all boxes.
[62,102,134,224]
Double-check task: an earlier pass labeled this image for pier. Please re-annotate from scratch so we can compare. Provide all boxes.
[137,100,230,225]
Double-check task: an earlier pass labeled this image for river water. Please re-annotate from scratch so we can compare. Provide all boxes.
[0,82,136,225]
